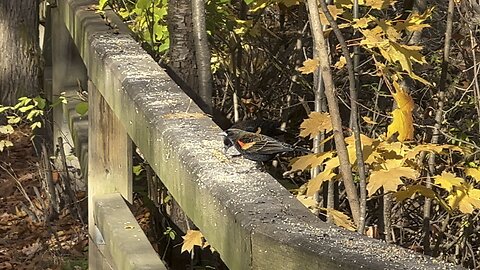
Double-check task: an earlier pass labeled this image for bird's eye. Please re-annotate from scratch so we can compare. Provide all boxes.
[241,137,253,143]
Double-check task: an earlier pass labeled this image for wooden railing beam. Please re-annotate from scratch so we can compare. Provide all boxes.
[56,0,459,269]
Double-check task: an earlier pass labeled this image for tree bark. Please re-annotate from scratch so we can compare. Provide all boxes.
[0,0,41,105]
[167,0,197,90]
[306,0,360,225]
[191,0,213,114]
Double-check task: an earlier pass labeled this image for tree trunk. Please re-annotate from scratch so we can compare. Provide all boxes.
[191,0,213,114]
[167,0,197,91]
[0,0,41,105]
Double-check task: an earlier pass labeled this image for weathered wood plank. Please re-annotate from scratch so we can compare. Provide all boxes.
[94,193,166,270]
[56,0,459,269]
[88,81,135,268]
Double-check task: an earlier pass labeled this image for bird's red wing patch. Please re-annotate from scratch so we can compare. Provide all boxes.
[237,140,256,150]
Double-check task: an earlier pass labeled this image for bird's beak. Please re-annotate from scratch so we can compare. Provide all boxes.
[219,131,227,136]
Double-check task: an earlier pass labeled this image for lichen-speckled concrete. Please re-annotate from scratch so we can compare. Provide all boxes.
[57,0,461,269]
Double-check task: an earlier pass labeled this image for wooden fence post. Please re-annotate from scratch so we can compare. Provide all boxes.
[88,81,132,269]
[50,5,87,157]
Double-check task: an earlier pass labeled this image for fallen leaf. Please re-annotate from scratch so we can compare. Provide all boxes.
[181,230,204,254]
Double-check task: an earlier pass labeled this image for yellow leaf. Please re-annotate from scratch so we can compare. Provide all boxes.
[306,170,336,196]
[344,133,376,147]
[296,195,318,211]
[352,17,370,29]
[181,230,204,254]
[335,0,354,8]
[321,208,356,231]
[334,56,347,69]
[387,84,414,141]
[297,58,319,74]
[365,0,396,10]
[404,143,462,161]
[299,112,333,139]
[447,184,480,214]
[367,159,417,196]
[465,168,480,183]
[404,144,446,160]
[377,19,401,41]
[435,172,464,192]
[289,152,334,172]
[324,156,340,171]
[378,141,408,157]
[319,5,344,26]
[394,184,436,201]
[360,26,386,48]
[384,42,426,74]
[362,116,377,124]
[395,7,433,32]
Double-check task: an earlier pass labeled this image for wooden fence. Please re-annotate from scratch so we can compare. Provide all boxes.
[43,0,458,269]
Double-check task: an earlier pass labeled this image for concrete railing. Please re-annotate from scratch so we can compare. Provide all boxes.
[44,0,458,269]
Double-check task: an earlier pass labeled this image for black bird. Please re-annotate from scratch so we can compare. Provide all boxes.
[222,128,309,162]
[222,119,286,152]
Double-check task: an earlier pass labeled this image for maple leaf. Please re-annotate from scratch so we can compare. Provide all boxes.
[296,195,318,211]
[378,141,408,158]
[344,133,376,147]
[365,0,396,10]
[435,172,464,192]
[307,169,337,196]
[395,184,436,201]
[447,184,480,214]
[321,208,356,231]
[297,58,319,74]
[384,42,426,74]
[335,0,355,8]
[387,83,414,142]
[352,17,370,29]
[403,143,463,161]
[299,112,333,139]
[344,134,382,165]
[403,144,447,160]
[367,159,418,196]
[360,26,386,48]
[181,230,204,254]
[334,56,346,69]
[324,156,340,171]
[319,5,344,26]
[465,168,480,183]
[377,19,401,41]
[395,7,433,32]
[289,152,334,172]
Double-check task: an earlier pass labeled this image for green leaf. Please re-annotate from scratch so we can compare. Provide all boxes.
[75,102,89,116]
[0,105,11,113]
[30,122,42,130]
[34,96,46,110]
[136,0,151,10]
[14,97,31,109]
[133,165,144,176]
[158,39,170,52]
[18,105,35,112]
[163,194,172,204]
[0,125,14,134]
[27,109,43,121]
[7,116,21,124]
[98,0,109,10]
[0,140,13,152]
